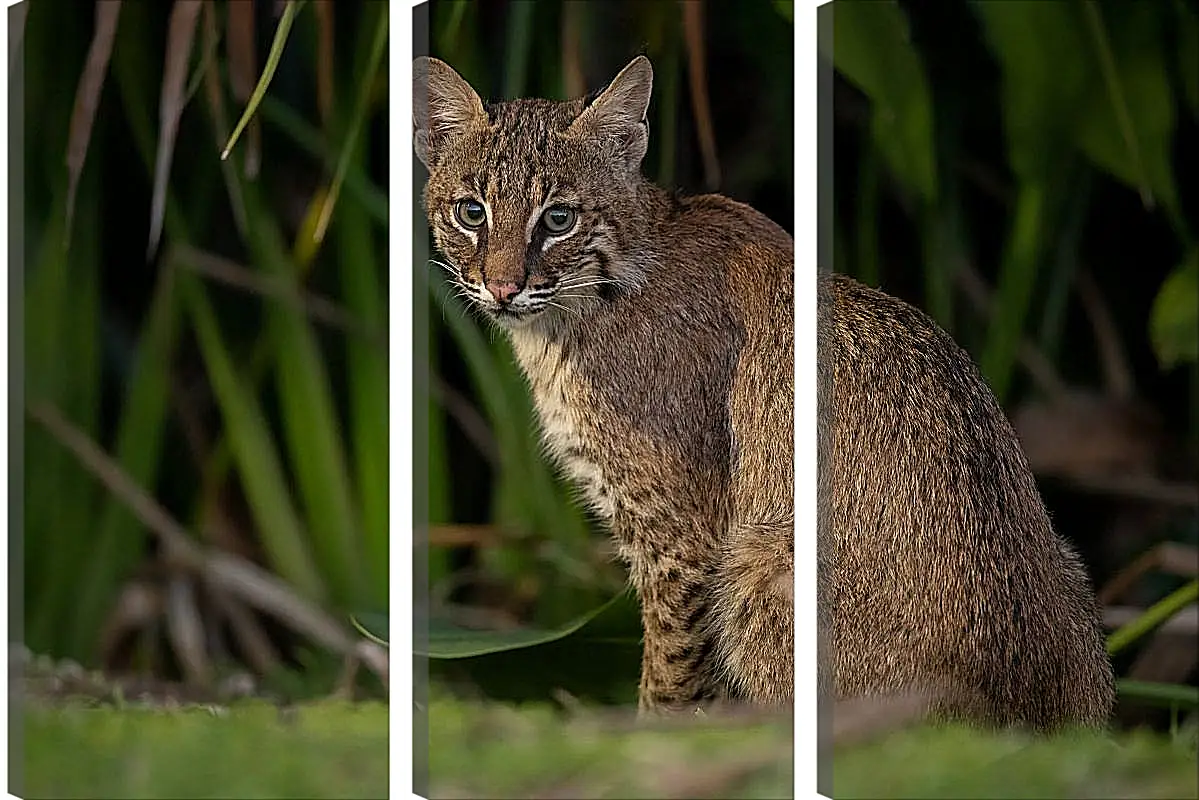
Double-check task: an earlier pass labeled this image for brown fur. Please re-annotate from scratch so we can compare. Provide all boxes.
[413,55,1113,728]
[818,274,1115,730]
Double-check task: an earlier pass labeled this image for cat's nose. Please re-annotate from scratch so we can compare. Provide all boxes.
[485,280,522,304]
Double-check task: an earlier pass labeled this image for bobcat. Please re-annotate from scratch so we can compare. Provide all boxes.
[413,54,1114,728]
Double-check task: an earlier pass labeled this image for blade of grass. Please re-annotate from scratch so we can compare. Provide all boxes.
[107,0,353,654]
[502,0,535,98]
[655,38,680,189]
[1108,579,1199,655]
[222,0,307,160]
[561,0,586,98]
[201,2,368,610]
[833,0,938,205]
[680,0,720,190]
[239,177,366,609]
[68,265,184,657]
[336,193,389,609]
[414,234,455,593]
[182,272,328,604]
[295,0,387,266]
[257,95,388,226]
[24,183,101,659]
[226,0,261,177]
[313,0,334,128]
[854,136,880,286]
[200,0,248,238]
[327,4,389,572]
[1034,169,1090,364]
[1118,679,1199,710]
[64,0,121,244]
[112,3,276,594]
[1081,0,1151,208]
[978,181,1048,404]
[147,0,202,259]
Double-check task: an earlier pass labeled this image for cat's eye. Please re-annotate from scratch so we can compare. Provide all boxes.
[541,206,576,234]
[454,199,487,229]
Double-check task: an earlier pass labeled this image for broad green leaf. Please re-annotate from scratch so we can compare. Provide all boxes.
[1075,2,1180,225]
[832,0,937,203]
[973,0,1090,182]
[421,592,627,659]
[1149,250,1199,370]
[774,0,793,24]
[352,612,388,647]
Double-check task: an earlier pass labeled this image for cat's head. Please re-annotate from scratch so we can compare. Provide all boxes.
[414,55,654,330]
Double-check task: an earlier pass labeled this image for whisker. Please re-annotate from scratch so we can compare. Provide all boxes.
[428,258,460,276]
[546,301,582,319]
[558,269,617,280]
[557,275,621,289]
[553,283,624,297]
[551,283,609,292]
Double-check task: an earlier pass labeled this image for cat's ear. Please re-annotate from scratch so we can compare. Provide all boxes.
[413,57,487,169]
[569,56,653,171]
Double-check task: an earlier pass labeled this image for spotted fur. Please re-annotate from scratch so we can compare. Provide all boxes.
[415,55,793,711]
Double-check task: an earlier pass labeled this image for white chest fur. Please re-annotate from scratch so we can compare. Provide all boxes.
[508,331,617,520]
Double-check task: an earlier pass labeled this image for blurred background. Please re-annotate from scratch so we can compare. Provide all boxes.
[15,0,389,701]
[12,0,1194,738]
[827,0,1198,730]
[413,0,794,705]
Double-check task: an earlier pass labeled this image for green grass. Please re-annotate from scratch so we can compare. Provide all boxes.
[426,698,793,799]
[20,701,388,799]
[423,693,1196,799]
[834,724,1199,799]
[18,695,1198,799]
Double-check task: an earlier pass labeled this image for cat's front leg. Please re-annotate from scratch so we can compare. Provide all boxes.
[633,556,724,715]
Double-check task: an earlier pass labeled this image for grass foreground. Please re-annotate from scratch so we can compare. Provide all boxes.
[426,698,794,798]
[15,692,1199,799]
[19,700,388,799]
[425,695,1197,799]
[833,722,1199,799]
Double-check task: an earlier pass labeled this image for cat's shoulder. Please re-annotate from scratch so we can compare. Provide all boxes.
[666,191,792,253]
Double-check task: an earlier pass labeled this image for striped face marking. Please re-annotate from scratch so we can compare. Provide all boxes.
[424,96,640,330]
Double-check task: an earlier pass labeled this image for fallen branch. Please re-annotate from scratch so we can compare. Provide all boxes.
[27,401,387,686]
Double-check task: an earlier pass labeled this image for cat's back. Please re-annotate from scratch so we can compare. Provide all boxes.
[816,272,1114,730]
